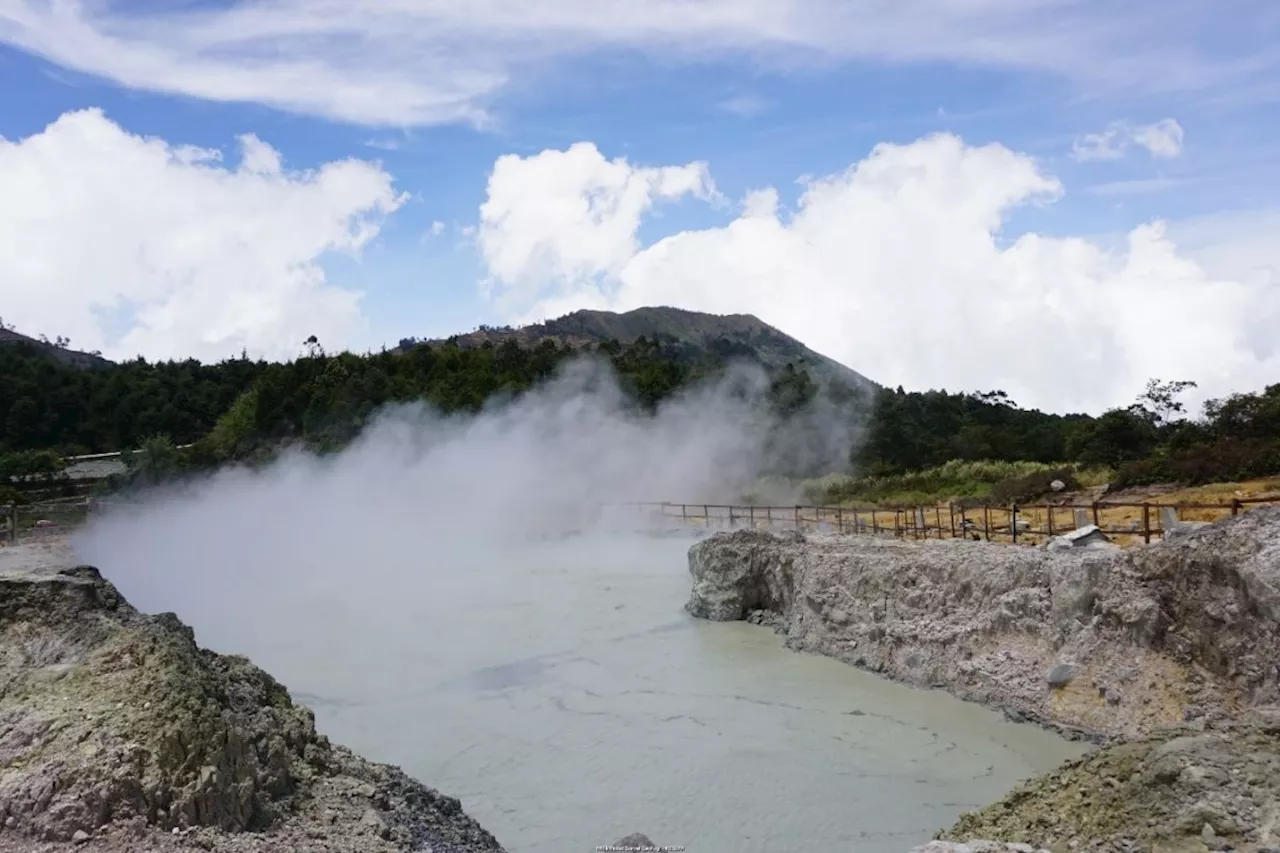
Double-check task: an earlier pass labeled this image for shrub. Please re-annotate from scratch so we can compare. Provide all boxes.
[988,467,1080,506]
[1113,458,1167,489]
[804,458,1107,507]
[1164,438,1280,486]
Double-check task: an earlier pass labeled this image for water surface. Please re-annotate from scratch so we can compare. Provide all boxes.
[91,532,1087,853]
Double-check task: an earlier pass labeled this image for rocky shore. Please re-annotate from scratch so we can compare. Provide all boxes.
[687,508,1280,852]
[0,540,506,853]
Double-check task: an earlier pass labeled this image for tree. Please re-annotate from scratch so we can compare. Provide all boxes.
[1068,409,1159,467]
[122,434,183,486]
[1130,378,1197,427]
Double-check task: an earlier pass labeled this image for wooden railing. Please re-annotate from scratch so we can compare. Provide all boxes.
[5,495,1278,548]
[608,496,1280,546]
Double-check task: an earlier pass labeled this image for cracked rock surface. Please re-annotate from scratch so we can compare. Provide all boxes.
[0,541,506,853]
[687,507,1280,741]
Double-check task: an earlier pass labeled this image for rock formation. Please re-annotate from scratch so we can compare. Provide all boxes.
[687,507,1280,741]
[940,716,1280,853]
[688,508,1280,852]
[0,544,506,853]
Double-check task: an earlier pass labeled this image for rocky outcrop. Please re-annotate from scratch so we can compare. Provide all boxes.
[0,544,506,853]
[687,508,1280,741]
[939,715,1280,853]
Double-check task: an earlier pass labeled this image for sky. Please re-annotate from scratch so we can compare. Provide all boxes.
[1,0,1278,415]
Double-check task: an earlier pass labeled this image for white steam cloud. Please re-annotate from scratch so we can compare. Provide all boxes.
[73,354,862,653]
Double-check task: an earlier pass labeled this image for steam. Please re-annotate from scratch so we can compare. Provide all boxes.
[72,353,864,663]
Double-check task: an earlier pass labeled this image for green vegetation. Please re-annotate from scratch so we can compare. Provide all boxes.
[3,326,1280,508]
[802,460,1113,508]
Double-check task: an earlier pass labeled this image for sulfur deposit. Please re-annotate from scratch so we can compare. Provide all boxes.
[0,541,505,853]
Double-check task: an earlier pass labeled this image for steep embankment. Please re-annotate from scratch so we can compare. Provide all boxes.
[0,541,505,853]
[687,509,1280,741]
[687,510,1280,852]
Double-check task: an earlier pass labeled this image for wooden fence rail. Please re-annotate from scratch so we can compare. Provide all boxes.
[4,495,1278,548]
[607,496,1280,546]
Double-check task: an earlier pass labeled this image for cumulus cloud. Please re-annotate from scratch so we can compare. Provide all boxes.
[1072,119,1185,161]
[478,142,716,312]
[0,109,406,362]
[0,1,1269,126]
[476,133,1280,415]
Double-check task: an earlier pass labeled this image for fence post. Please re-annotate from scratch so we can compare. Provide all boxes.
[749,505,755,529]
[1011,504,1019,543]
[1232,499,1241,517]
[948,504,956,539]
[794,505,800,530]
[1142,503,1151,544]
[836,506,843,534]
[871,510,879,534]
[729,505,735,527]
[766,506,772,527]
[983,505,991,541]
[704,505,710,528]
[1046,504,1054,537]
[5,502,16,546]
[681,504,687,523]
[1092,501,1101,528]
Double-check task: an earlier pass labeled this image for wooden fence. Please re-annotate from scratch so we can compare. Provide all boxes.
[607,496,1280,546]
[5,495,1278,549]
[1,497,111,546]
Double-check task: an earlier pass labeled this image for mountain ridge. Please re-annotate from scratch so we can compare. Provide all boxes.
[408,306,877,391]
[0,327,112,370]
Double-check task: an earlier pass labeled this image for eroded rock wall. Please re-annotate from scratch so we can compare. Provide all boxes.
[687,508,1280,741]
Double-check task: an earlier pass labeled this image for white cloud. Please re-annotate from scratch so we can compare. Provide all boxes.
[476,133,1280,415]
[478,142,716,311]
[1071,129,1127,162]
[429,220,447,236]
[1072,119,1185,162]
[0,1,1268,126]
[1131,118,1186,159]
[0,109,406,362]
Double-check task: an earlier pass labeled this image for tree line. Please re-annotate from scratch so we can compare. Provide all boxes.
[1,335,1278,492]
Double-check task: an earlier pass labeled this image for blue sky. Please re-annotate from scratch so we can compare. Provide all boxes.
[1,0,1278,413]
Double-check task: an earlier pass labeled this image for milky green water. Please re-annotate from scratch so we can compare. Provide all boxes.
[101,532,1088,853]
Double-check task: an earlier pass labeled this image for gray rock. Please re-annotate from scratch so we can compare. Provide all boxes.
[0,552,508,852]
[1163,520,1212,541]
[1047,663,1079,688]
[686,507,1280,741]
[361,808,391,839]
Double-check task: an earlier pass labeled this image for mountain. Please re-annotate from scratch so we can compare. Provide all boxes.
[0,327,112,370]
[408,306,878,391]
